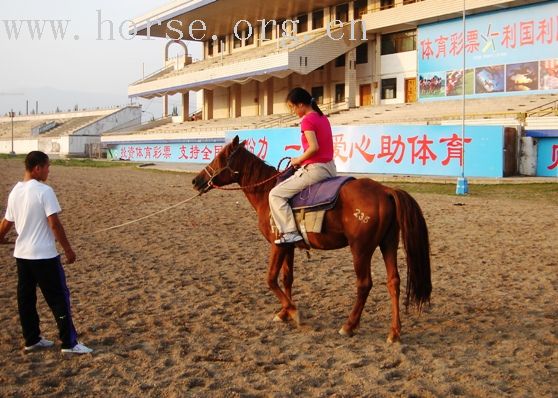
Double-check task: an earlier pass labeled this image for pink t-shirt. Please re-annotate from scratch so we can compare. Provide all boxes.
[300,112,334,165]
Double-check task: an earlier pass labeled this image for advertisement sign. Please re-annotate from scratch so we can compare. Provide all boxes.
[418,1,558,100]
[227,125,504,178]
[106,139,226,163]
[537,139,558,177]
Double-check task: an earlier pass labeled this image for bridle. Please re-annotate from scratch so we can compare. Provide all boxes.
[201,145,292,192]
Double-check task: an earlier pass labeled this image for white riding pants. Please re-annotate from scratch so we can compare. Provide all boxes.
[269,160,337,234]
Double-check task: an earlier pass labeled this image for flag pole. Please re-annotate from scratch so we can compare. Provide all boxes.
[456,0,469,195]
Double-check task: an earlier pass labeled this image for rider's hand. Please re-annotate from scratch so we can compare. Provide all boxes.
[291,157,302,167]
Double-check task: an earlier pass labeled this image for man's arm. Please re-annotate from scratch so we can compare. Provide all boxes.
[0,218,14,244]
[47,213,76,264]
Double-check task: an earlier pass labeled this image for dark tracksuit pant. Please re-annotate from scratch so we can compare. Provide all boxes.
[16,256,78,349]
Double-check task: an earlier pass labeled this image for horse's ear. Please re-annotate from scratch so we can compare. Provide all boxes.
[232,135,239,146]
[240,140,246,147]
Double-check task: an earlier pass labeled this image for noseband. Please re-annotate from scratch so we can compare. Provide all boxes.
[200,147,293,192]
[202,145,242,190]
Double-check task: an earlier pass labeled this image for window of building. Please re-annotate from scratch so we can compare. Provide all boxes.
[336,3,349,23]
[233,33,242,49]
[381,78,397,99]
[381,0,395,9]
[335,83,345,103]
[207,41,213,56]
[403,0,419,4]
[261,20,274,40]
[297,14,308,33]
[354,0,368,19]
[381,30,416,55]
[277,19,287,37]
[335,54,345,67]
[245,29,254,45]
[312,10,324,29]
[311,86,324,104]
[217,36,226,53]
[356,42,368,64]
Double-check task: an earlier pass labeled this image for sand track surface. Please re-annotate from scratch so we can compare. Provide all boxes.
[0,160,556,397]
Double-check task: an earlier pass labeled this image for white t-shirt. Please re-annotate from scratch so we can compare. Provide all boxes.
[4,179,62,259]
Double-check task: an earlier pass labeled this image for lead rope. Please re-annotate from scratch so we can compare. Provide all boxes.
[210,157,293,191]
[90,192,202,235]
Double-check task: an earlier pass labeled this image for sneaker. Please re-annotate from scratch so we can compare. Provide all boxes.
[61,342,93,354]
[24,337,54,351]
[274,232,304,245]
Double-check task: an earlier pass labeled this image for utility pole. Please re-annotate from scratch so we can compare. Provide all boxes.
[456,0,468,195]
[9,109,16,156]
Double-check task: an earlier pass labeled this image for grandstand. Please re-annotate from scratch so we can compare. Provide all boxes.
[107,0,557,177]
[102,93,557,142]
[0,106,141,156]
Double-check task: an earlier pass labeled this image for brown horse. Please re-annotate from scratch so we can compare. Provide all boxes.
[192,136,431,342]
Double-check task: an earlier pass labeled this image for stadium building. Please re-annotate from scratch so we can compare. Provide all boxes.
[127,0,557,118]
[114,0,558,177]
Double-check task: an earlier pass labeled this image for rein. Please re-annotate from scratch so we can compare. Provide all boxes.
[205,154,293,191]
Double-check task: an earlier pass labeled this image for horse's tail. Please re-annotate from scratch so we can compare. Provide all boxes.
[389,188,432,311]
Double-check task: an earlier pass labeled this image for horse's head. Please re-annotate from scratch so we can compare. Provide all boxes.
[192,135,245,194]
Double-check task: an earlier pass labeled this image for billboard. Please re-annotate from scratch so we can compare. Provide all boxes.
[106,139,226,163]
[537,139,558,177]
[418,1,558,100]
[227,125,505,178]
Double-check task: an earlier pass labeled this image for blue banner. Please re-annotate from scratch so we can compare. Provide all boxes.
[106,139,226,163]
[227,125,504,178]
[536,138,558,177]
[417,1,558,100]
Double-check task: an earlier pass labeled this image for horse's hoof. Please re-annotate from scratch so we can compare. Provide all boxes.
[386,334,401,344]
[338,326,353,337]
[288,309,300,326]
[273,314,286,322]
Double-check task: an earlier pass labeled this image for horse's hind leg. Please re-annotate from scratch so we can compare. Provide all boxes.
[267,246,299,325]
[339,246,373,337]
[380,224,401,343]
[274,247,296,323]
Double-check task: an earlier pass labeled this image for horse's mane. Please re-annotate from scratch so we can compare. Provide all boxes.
[236,146,279,191]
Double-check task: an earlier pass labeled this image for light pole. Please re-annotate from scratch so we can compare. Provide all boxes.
[9,110,16,156]
[456,0,468,195]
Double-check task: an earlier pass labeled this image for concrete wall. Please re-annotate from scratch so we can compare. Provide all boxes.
[379,50,417,105]
[240,80,259,116]
[519,136,537,176]
[213,87,230,119]
[0,106,141,156]
[0,139,39,154]
[75,106,141,136]
[0,108,118,123]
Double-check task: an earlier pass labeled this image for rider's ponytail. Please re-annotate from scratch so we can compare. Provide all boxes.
[286,87,324,116]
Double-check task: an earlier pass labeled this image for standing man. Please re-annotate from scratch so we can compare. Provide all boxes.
[0,151,92,354]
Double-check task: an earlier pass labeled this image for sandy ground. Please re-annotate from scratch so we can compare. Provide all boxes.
[0,159,556,398]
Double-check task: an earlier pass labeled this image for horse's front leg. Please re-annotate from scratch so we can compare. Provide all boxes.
[268,245,299,325]
[339,248,373,337]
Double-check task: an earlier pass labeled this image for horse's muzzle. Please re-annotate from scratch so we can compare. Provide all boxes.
[192,176,212,194]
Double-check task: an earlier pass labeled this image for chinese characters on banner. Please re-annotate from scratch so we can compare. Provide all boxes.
[112,142,225,162]
[229,125,504,177]
[549,144,558,170]
[420,16,558,61]
[248,132,472,168]
[535,139,558,177]
[418,2,558,100]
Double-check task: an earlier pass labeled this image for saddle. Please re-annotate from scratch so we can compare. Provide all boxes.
[289,176,355,211]
[273,170,355,245]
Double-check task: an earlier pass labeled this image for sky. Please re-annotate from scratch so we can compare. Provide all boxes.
[0,0,202,118]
